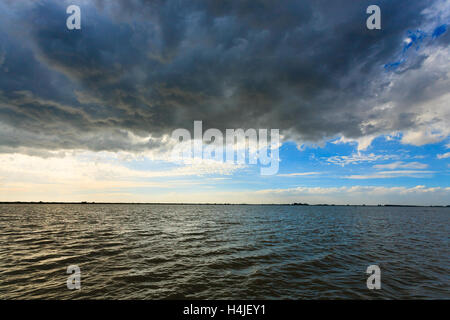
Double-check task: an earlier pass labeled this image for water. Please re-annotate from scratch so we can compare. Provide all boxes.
[0,204,448,299]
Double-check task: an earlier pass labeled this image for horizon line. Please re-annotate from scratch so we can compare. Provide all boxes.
[1,201,449,207]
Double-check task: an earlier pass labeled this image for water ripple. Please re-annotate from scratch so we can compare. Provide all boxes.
[0,204,448,299]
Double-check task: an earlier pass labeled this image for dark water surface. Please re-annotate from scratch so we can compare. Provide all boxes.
[0,204,448,299]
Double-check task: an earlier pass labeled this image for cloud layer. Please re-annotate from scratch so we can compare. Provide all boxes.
[0,0,449,154]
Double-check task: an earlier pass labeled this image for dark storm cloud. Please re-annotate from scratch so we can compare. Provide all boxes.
[0,0,448,152]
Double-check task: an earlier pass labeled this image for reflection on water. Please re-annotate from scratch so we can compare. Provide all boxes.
[0,204,448,299]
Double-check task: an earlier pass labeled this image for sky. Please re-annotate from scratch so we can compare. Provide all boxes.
[0,0,449,204]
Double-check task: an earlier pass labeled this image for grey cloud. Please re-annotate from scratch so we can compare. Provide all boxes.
[0,0,448,153]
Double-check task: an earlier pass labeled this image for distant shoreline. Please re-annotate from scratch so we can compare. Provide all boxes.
[0,201,449,207]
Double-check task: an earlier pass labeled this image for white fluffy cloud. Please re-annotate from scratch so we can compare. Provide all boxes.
[326,153,399,166]
[0,151,245,201]
[373,161,428,169]
[344,170,435,179]
[252,185,450,205]
[437,152,450,159]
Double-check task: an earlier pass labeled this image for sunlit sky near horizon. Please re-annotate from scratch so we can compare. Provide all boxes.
[0,0,449,205]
